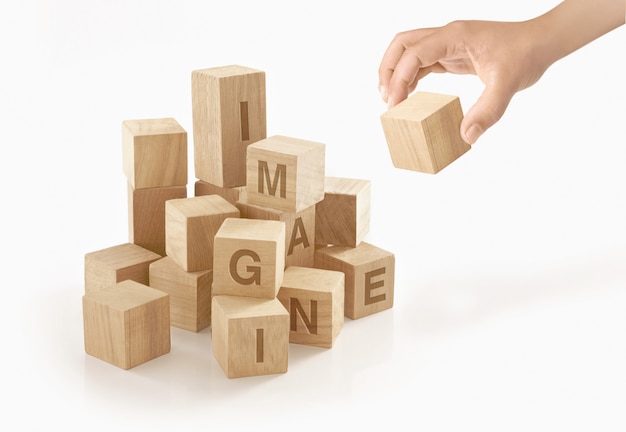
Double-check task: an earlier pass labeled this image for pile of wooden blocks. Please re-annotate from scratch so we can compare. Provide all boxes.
[82,65,395,378]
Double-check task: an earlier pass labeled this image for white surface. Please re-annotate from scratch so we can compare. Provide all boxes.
[2,1,624,430]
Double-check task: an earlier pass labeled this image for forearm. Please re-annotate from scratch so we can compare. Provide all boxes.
[534,0,625,64]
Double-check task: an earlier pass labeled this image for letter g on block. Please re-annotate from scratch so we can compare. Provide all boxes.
[229,249,262,285]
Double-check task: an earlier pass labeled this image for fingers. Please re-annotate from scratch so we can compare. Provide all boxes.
[460,80,516,144]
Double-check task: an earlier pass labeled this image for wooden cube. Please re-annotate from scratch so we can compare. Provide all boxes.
[82,280,170,369]
[277,266,344,348]
[192,65,266,188]
[212,218,285,299]
[149,256,212,332]
[380,91,470,174]
[122,118,188,189]
[128,183,187,256]
[246,135,325,213]
[315,177,371,247]
[315,242,395,320]
[194,179,247,206]
[211,295,289,378]
[237,198,315,268]
[84,243,162,293]
[165,195,240,272]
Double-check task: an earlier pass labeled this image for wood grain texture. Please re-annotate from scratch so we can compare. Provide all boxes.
[194,180,247,206]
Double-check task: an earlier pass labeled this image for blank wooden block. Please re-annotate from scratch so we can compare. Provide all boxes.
[211,295,289,378]
[380,91,470,174]
[128,183,187,256]
[82,280,170,369]
[84,243,162,294]
[149,256,212,332]
[192,65,266,188]
[315,242,395,320]
[315,176,371,247]
[122,118,188,189]
[165,195,240,272]
[237,197,315,268]
[213,218,285,299]
[246,135,325,213]
[277,266,344,348]
[194,179,247,206]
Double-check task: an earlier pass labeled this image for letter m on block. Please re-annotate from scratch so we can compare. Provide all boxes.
[258,161,287,198]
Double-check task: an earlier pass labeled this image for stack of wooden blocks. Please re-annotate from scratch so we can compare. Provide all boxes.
[82,65,395,378]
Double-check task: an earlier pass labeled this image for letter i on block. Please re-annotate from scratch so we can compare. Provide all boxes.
[211,295,289,378]
[192,65,266,188]
[212,218,285,299]
[246,135,325,213]
[380,91,470,174]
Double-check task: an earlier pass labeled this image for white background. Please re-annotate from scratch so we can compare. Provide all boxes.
[1,1,624,430]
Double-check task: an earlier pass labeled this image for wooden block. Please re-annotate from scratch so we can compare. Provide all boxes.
[149,256,212,332]
[82,280,170,369]
[380,91,470,174]
[128,183,187,256]
[315,176,371,247]
[315,242,395,320]
[84,243,162,293]
[211,295,289,378]
[122,118,188,189]
[194,179,247,206]
[237,197,315,268]
[277,266,344,348]
[246,135,325,213]
[212,218,285,299]
[192,65,266,188]
[165,195,240,272]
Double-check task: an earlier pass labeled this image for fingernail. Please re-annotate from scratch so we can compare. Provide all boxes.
[387,96,396,109]
[463,124,484,145]
[378,85,388,102]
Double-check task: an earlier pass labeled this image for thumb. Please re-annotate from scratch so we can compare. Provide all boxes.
[461,82,515,145]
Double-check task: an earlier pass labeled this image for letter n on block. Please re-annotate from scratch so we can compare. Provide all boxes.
[277,266,344,348]
[246,135,325,213]
[380,91,470,174]
[192,65,266,188]
[213,218,285,299]
[315,242,395,320]
[211,295,289,378]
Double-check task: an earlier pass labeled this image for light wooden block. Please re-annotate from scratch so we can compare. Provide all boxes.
[194,179,247,206]
[82,280,170,369]
[128,183,187,256]
[277,266,344,348]
[192,65,266,188]
[165,195,240,272]
[315,176,371,247]
[149,256,212,332]
[212,218,285,299]
[84,243,162,293]
[246,135,325,213]
[122,118,188,189]
[380,91,470,174]
[315,242,395,320]
[211,295,289,378]
[237,197,315,268]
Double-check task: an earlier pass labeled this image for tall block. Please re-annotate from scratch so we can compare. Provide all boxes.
[315,242,395,320]
[380,91,470,174]
[211,295,289,378]
[165,195,240,272]
[194,179,247,206]
[122,118,188,189]
[192,65,266,188]
[277,266,344,348]
[149,256,212,332]
[84,243,161,293]
[128,183,187,256]
[212,218,285,299]
[246,135,325,213]
[82,280,170,369]
[315,176,371,247]
[237,198,315,268]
